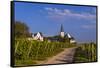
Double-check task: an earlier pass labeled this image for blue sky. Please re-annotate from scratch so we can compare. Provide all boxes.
[14,2,97,43]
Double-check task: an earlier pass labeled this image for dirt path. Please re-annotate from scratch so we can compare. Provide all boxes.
[43,47,77,64]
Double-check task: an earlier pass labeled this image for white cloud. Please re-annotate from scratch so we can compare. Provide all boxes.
[44,7,96,23]
[82,25,96,29]
[45,7,53,11]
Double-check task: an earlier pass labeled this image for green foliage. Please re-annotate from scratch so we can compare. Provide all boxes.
[73,42,97,63]
[51,35,70,43]
[15,60,37,66]
[15,39,75,66]
[15,21,30,38]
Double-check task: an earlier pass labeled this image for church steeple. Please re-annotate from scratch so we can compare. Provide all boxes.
[60,24,64,32]
[60,24,64,37]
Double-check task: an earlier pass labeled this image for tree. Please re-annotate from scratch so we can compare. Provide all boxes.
[53,35,70,43]
[15,21,30,38]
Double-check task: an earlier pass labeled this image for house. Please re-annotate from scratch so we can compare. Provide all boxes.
[67,33,76,43]
[32,32,44,41]
[28,32,44,41]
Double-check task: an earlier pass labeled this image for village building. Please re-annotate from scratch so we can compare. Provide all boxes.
[28,32,44,41]
[28,24,76,43]
[32,32,44,41]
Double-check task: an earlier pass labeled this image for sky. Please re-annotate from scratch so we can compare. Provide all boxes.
[14,2,97,43]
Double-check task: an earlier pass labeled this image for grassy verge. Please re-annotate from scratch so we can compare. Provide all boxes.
[73,43,97,63]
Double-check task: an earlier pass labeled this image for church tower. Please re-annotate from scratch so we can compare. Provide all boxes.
[60,24,64,37]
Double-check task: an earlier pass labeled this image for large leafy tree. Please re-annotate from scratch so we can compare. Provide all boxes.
[15,21,30,38]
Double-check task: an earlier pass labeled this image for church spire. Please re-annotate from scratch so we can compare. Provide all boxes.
[60,24,64,32]
[60,24,64,37]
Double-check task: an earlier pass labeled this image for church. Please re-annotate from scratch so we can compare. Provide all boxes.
[59,24,76,43]
[46,24,76,43]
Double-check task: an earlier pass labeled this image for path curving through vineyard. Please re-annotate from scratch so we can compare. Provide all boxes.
[43,47,77,64]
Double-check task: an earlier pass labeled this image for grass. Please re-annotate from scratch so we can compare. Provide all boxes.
[15,60,37,66]
[73,43,97,63]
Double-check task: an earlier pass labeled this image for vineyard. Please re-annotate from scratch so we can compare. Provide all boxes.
[15,39,76,66]
[73,43,97,63]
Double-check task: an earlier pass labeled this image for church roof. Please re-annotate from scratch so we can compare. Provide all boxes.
[33,32,43,36]
[65,33,74,39]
